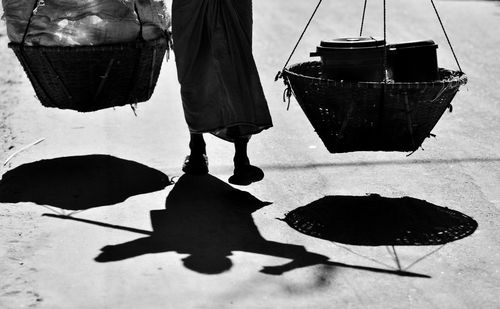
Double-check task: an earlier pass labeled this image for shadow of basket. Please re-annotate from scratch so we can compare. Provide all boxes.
[284,194,478,246]
[0,154,171,210]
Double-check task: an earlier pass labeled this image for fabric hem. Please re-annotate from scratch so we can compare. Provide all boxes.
[189,122,273,142]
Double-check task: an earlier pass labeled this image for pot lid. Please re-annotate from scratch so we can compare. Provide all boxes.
[320,37,385,48]
[387,40,437,49]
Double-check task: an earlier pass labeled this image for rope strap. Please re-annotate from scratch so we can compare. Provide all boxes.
[21,0,41,46]
[275,0,324,81]
[133,1,145,41]
[430,0,463,72]
[359,0,368,36]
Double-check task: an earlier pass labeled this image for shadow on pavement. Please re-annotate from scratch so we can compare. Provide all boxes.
[284,194,478,246]
[84,174,430,277]
[94,174,330,276]
[0,154,171,211]
[284,194,478,272]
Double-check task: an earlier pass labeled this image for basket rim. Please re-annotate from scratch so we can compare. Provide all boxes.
[283,61,468,89]
[8,36,168,52]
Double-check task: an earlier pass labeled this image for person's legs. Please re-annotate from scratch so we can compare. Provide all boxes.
[233,136,250,167]
[189,133,206,157]
[229,136,264,185]
[182,133,209,174]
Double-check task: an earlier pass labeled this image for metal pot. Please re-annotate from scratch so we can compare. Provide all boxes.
[387,40,439,82]
[310,37,386,81]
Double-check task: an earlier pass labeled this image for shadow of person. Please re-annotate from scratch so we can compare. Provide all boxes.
[95,174,330,275]
[0,155,171,211]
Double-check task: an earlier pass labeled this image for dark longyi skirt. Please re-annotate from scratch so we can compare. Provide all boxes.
[172,0,273,141]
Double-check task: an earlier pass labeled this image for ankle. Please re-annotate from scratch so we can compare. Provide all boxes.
[233,137,250,168]
[234,156,250,168]
[189,133,206,156]
[190,152,206,160]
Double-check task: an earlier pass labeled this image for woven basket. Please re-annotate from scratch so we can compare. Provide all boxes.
[283,61,467,153]
[9,37,169,112]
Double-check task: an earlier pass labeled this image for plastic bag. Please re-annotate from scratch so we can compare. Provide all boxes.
[2,0,170,46]
[136,0,170,41]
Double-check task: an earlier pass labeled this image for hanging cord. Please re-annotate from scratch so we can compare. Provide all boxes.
[275,0,324,82]
[359,0,368,36]
[430,0,463,72]
[382,0,388,82]
[377,0,390,145]
[275,0,323,110]
[133,1,145,41]
[21,0,42,46]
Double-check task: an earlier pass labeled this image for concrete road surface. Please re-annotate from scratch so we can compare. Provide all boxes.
[1,0,499,308]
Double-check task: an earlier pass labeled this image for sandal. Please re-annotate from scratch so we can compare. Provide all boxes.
[182,154,209,175]
[228,165,264,186]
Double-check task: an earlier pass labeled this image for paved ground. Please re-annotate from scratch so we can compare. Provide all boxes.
[1,0,499,308]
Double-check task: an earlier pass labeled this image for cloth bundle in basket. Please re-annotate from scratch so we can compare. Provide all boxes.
[3,0,170,112]
[283,61,467,153]
[3,0,170,45]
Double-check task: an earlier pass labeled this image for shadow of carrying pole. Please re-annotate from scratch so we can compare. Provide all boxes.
[324,261,431,278]
[43,213,153,236]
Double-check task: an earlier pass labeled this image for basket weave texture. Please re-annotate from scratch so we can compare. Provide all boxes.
[283,61,467,153]
[9,37,168,112]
